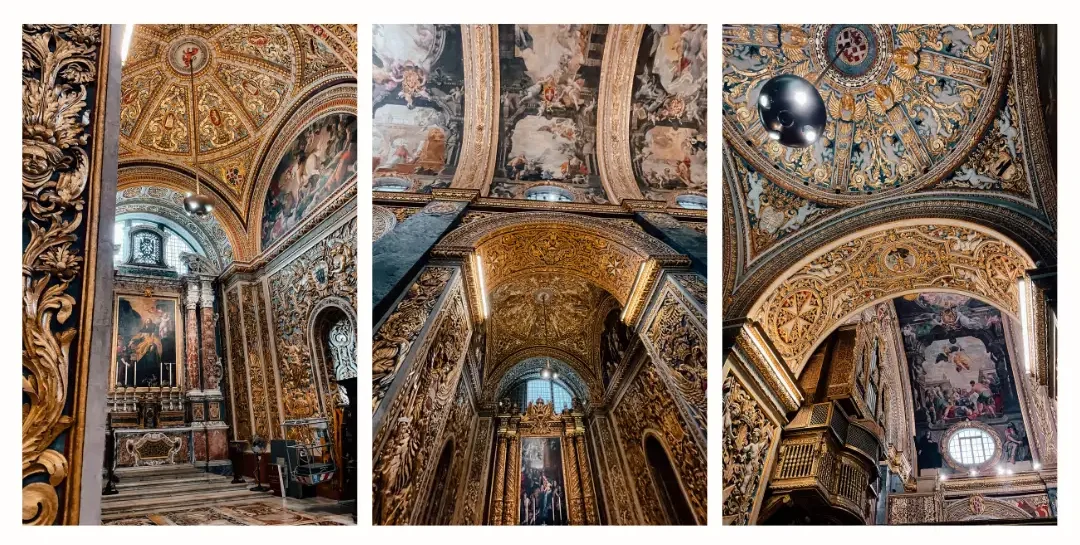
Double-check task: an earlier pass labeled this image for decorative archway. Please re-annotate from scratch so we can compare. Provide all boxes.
[642,431,697,525]
[307,296,357,414]
[433,211,689,326]
[746,219,1035,375]
[490,356,593,408]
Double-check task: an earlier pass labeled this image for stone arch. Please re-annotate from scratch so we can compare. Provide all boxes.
[306,296,357,414]
[434,211,687,307]
[641,430,698,525]
[488,354,594,407]
[746,218,1036,376]
[117,172,248,260]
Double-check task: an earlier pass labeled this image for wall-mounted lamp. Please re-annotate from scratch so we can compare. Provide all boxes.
[121,24,134,66]
[475,254,489,319]
[1017,277,1033,375]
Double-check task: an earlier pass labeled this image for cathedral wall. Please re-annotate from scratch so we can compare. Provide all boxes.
[372,272,473,524]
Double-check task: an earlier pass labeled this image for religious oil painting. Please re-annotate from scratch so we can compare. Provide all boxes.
[895,293,1031,475]
[519,437,569,525]
[112,294,182,389]
[261,112,357,249]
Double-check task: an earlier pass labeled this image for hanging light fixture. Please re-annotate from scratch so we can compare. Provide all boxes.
[756,25,856,148]
[536,290,559,382]
[182,48,214,217]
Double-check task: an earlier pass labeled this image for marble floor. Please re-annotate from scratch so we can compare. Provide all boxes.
[102,496,356,526]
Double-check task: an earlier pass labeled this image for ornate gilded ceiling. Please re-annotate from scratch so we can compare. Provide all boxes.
[118,24,357,252]
[724,25,1006,201]
[722,25,1056,316]
[485,273,608,385]
[371,24,708,208]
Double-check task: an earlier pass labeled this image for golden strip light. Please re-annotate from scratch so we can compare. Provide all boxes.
[121,24,134,65]
[476,253,489,319]
[1017,277,1032,375]
[621,261,648,322]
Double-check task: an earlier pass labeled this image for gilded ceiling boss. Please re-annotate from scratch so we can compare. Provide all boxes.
[372,24,709,525]
[721,24,1057,525]
[22,24,359,525]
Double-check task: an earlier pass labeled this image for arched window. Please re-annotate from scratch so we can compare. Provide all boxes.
[114,216,203,273]
[644,435,695,525]
[525,186,573,203]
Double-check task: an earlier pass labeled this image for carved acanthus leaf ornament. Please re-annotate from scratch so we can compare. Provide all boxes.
[752,222,1031,373]
[22,24,104,525]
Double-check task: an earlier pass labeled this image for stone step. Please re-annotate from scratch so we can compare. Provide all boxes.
[114,474,235,489]
[101,488,269,517]
[111,465,209,482]
[107,479,244,500]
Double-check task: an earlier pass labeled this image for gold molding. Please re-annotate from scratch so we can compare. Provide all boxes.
[23,24,112,526]
[451,25,499,196]
[596,25,645,204]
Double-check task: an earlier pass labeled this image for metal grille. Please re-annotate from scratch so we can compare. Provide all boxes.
[846,425,880,459]
[809,403,830,426]
[829,404,848,441]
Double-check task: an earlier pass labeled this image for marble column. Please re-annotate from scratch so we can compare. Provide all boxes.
[191,278,229,467]
[183,277,201,392]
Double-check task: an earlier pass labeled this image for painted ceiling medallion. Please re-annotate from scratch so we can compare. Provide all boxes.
[723,24,1006,203]
[166,36,211,75]
[814,25,891,91]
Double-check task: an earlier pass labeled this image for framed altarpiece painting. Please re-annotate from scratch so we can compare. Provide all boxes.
[110,292,184,392]
[489,399,600,525]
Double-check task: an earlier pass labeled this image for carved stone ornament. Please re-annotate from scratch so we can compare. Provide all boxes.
[751,221,1032,374]
[22,24,107,526]
[721,371,777,525]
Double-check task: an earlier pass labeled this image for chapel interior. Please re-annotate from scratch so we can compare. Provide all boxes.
[720,24,1057,525]
[22,24,359,525]
[371,24,708,525]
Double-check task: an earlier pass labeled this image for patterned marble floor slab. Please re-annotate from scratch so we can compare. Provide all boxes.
[103,497,354,526]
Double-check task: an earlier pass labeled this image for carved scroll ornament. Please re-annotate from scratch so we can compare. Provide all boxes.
[22,24,107,526]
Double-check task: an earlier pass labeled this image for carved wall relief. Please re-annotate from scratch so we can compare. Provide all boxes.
[720,370,778,525]
[643,285,707,433]
[751,221,1033,374]
[22,24,113,525]
[224,289,252,442]
[372,266,454,412]
[612,359,707,524]
[240,284,272,439]
[591,415,638,524]
[373,287,470,525]
[458,416,494,525]
[266,217,357,422]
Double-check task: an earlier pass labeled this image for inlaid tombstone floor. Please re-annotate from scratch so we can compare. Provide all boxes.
[102,496,355,526]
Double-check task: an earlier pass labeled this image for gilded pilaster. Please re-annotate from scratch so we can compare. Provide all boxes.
[575,432,599,524]
[183,278,201,390]
[563,430,585,525]
[503,432,521,525]
[490,432,508,525]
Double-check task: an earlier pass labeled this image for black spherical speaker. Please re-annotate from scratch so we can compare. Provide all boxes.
[756,74,827,148]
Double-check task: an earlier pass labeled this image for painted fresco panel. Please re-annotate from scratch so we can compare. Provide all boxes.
[629,24,707,201]
[371,24,464,193]
[261,112,357,250]
[491,24,609,203]
[894,293,1031,475]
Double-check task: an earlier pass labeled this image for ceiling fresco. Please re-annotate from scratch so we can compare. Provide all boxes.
[369,24,710,208]
[723,24,1006,201]
[371,24,465,194]
[630,24,708,202]
[722,25,1056,306]
[491,24,610,203]
[119,24,356,234]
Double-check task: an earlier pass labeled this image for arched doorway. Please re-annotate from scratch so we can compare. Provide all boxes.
[644,434,696,525]
[422,441,455,525]
[309,302,357,501]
